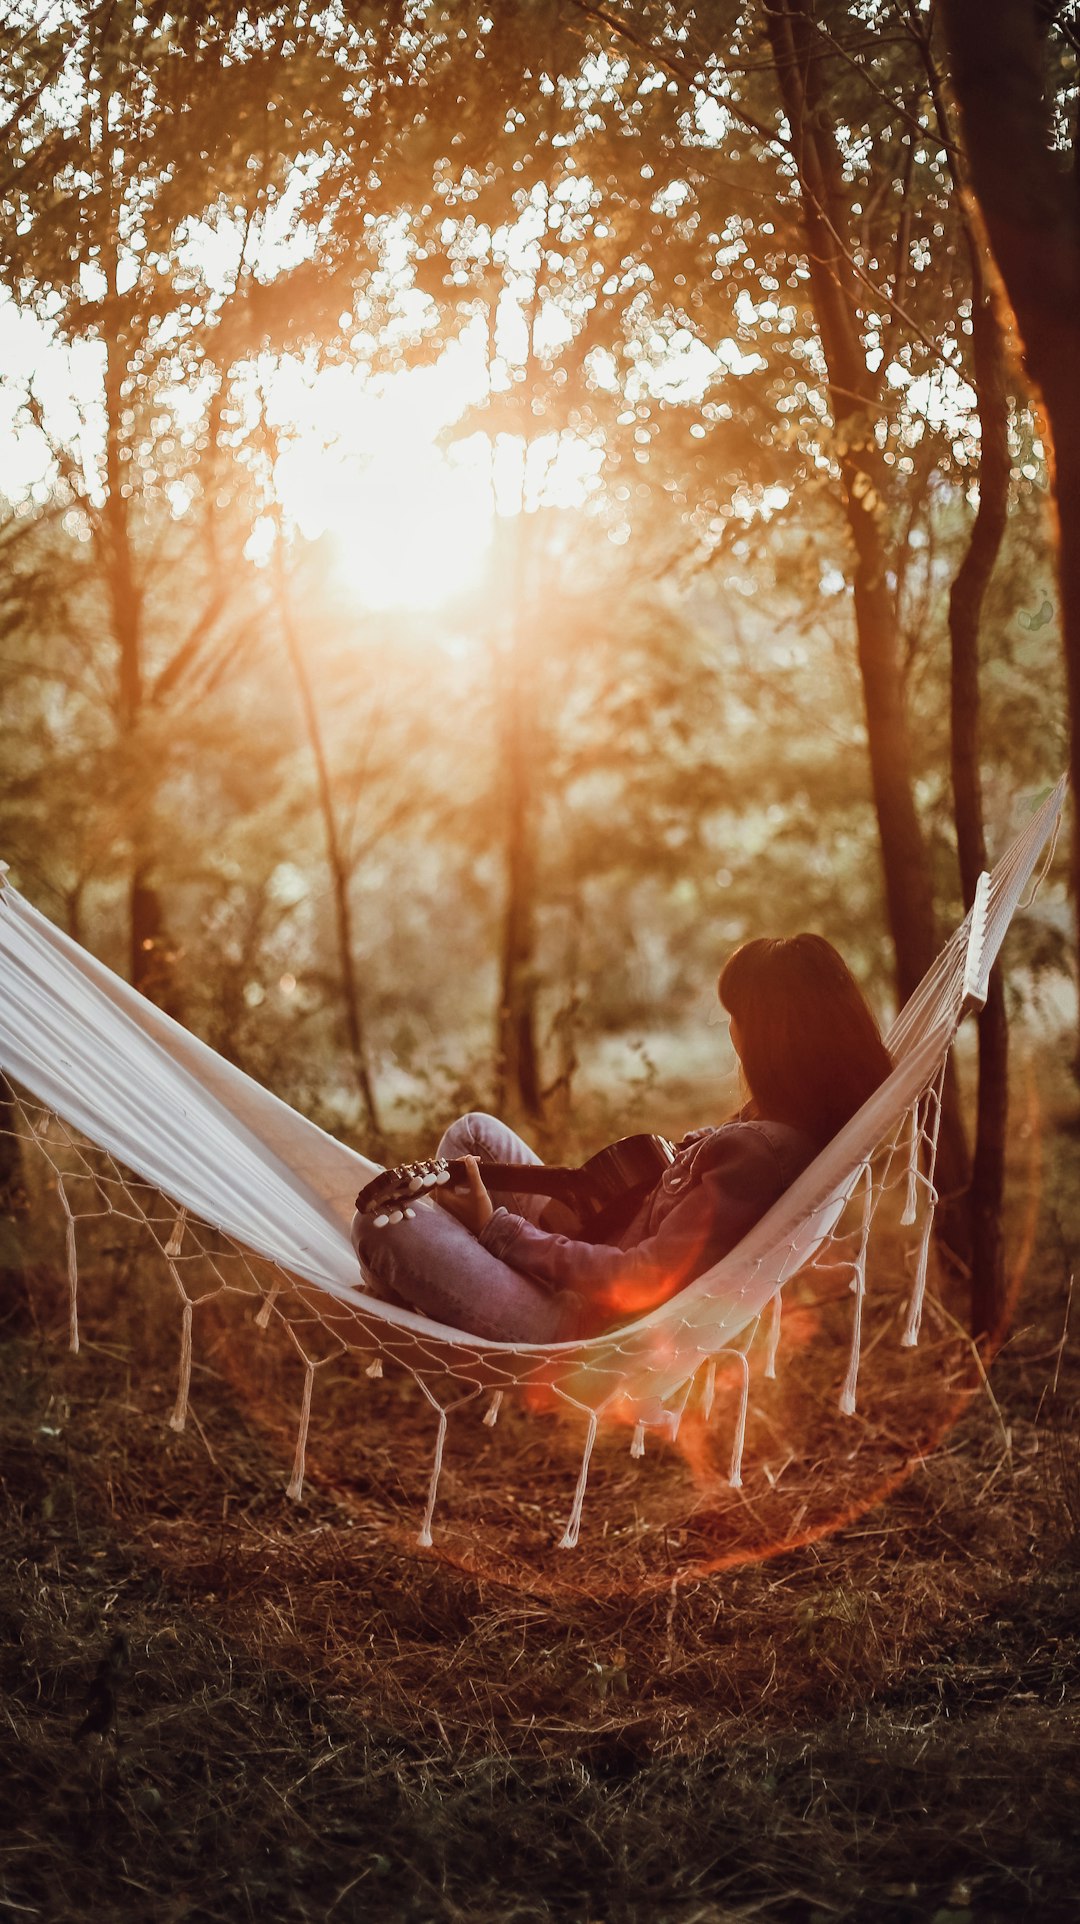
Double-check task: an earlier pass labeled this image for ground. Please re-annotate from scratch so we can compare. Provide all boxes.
[1,1087,1078,1924]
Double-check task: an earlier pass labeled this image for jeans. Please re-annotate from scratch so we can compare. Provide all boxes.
[350,1113,575,1344]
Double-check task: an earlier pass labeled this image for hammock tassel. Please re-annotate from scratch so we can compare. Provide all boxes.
[729,1351,750,1488]
[903,1211,934,1350]
[630,1419,646,1459]
[418,1407,448,1548]
[366,1357,383,1379]
[903,1063,945,1348]
[839,1164,874,1417]
[286,1360,315,1501]
[164,1208,187,1259]
[901,1101,921,1227]
[56,1178,79,1354]
[169,1298,194,1433]
[558,1408,598,1550]
[483,1390,503,1427]
[764,1288,782,1380]
[702,1358,717,1423]
[254,1279,281,1330]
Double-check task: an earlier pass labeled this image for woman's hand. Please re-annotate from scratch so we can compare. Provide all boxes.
[435,1155,494,1236]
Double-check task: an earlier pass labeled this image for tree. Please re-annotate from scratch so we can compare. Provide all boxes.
[940,0,1080,1073]
[0,3,390,1001]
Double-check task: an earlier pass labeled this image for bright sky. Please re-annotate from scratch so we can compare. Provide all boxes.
[0,152,979,620]
[1,11,989,617]
[0,285,613,610]
[255,325,606,609]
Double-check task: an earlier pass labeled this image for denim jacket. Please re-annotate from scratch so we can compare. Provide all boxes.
[477,1118,817,1333]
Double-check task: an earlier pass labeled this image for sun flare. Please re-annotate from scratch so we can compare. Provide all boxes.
[284,438,495,611]
[266,339,601,614]
[268,349,495,611]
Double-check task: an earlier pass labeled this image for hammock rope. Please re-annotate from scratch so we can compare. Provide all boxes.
[0,779,1066,1544]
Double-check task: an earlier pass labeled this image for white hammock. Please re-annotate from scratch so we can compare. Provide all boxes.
[0,779,1065,1545]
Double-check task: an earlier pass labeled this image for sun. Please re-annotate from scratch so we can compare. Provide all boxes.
[269,350,496,612]
[266,337,604,614]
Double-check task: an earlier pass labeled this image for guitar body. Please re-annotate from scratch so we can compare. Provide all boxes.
[355,1132,676,1238]
[540,1134,676,1241]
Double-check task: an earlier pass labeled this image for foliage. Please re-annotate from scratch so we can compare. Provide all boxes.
[0,0,1072,1125]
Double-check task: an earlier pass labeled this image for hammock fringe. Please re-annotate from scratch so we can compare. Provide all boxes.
[729,1351,750,1488]
[287,1360,316,1502]
[559,1408,599,1550]
[764,1288,782,1380]
[903,1062,946,1349]
[419,1407,449,1549]
[169,1298,194,1433]
[56,1176,79,1355]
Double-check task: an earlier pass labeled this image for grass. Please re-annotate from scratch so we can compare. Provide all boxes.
[1,1088,1079,1922]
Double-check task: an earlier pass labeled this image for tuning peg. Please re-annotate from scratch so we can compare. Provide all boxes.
[387,1209,403,1224]
[408,1175,425,1193]
[421,1173,438,1188]
[436,1170,451,1185]
[404,1207,415,1219]
[373,1213,390,1229]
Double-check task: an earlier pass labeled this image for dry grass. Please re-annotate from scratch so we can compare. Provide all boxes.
[2,1105,1079,1922]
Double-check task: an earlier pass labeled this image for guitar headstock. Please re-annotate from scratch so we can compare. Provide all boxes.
[355,1158,454,1227]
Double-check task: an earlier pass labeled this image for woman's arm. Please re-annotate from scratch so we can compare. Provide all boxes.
[477,1126,791,1321]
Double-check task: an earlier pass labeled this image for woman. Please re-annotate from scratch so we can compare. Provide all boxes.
[351,934,893,1345]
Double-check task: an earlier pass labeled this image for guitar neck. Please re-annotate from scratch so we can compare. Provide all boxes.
[449,1160,580,1203]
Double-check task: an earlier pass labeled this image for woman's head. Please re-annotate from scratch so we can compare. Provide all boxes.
[718,933,892,1146]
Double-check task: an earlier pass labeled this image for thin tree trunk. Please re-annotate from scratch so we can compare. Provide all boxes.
[762,0,972,1258]
[920,39,1015,1340]
[98,74,174,1015]
[941,0,1080,1076]
[273,543,383,1146]
[491,254,547,1126]
[947,253,1012,1339]
[493,511,544,1123]
[102,370,166,1004]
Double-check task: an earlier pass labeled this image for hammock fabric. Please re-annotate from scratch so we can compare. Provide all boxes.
[0,780,1066,1546]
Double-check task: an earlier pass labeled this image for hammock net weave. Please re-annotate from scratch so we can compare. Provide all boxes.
[0,779,1066,1546]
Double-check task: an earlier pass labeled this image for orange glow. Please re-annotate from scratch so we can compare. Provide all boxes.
[264,345,602,612]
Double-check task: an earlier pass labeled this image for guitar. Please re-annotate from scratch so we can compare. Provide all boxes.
[355,1133,676,1244]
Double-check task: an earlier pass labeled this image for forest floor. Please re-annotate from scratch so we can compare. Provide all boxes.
[1,1073,1079,1924]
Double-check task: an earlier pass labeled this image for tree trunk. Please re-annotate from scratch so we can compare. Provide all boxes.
[947,239,1012,1339]
[941,0,1080,1075]
[493,513,544,1124]
[762,0,972,1254]
[101,342,175,1011]
[273,544,383,1147]
[918,23,1017,1340]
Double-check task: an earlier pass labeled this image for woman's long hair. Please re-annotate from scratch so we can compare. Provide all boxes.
[718,933,893,1148]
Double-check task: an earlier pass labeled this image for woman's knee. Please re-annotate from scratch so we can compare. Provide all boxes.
[437,1111,503,1158]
